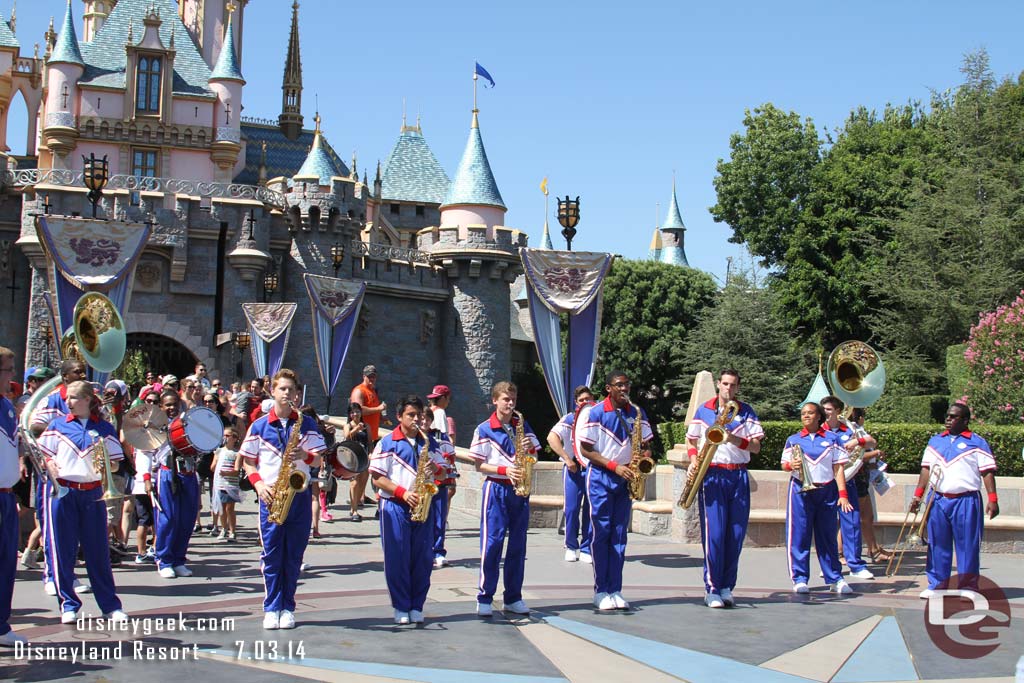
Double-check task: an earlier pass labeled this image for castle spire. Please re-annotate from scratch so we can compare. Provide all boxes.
[49,0,83,67]
[293,112,342,186]
[658,178,689,267]
[210,4,245,83]
[279,0,303,141]
[441,110,505,211]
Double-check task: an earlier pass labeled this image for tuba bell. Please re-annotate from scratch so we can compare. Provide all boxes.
[826,341,886,409]
[72,292,127,373]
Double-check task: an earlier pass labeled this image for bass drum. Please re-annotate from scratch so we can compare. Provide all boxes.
[168,407,224,457]
[328,440,369,480]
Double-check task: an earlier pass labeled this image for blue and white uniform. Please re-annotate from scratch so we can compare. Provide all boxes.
[152,442,200,573]
[827,423,869,573]
[369,427,448,612]
[468,413,541,606]
[30,386,69,589]
[921,430,996,590]
[578,399,653,597]
[239,407,325,614]
[37,414,124,616]
[782,428,848,585]
[430,431,457,562]
[0,397,20,637]
[686,398,763,595]
[550,407,592,557]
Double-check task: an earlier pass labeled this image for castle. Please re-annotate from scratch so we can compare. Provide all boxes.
[0,0,532,444]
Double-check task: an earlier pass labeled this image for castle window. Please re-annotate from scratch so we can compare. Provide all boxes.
[390,203,400,215]
[132,148,159,177]
[136,56,162,114]
[415,205,425,217]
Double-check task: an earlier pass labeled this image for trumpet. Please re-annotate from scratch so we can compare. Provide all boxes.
[886,467,943,577]
[791,444,817,494]
[88,429,125,501]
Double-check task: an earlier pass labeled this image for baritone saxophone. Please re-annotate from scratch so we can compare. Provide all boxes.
[679,400,739,509]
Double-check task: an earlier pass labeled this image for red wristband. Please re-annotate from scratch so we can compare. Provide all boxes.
[914,486,925,498]
[737,438,750,450]
[497,466,508,476]
[247,472,263,487]
[606,461,619,473]
[303,453,315,466]
[988,492,998,503]
[838,490,848,500]
[687,446,698,458]
[857,436,867,447]
[143,473,151,482]
[783,462,793,472]
[393,486,408,502]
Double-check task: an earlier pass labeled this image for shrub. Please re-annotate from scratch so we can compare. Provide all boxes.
[963,293,1024,425]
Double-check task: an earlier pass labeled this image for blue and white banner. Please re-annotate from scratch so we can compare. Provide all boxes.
[303,274,366,404]
[520,248,614,414]
[241,303,298,378]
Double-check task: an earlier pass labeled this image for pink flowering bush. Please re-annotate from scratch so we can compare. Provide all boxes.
[963,292,1024,424]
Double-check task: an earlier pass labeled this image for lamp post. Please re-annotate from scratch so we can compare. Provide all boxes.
[82,153,109,218]
[234,330,250,379]
[556,195,580,251]
[263,270,279,302]
[330,241,344,276]
[244,209,257,241]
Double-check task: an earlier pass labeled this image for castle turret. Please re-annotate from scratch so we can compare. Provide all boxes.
[439,110,506,235]
[658,180,690,267]
[82,0,112,42]
[42,0,85,164]
[209,4,245,180]
[293,113,343,187]
[648,227,662,261]
[279,1,303,141]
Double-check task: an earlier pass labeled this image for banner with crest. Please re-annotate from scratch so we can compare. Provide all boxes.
[520,248,614,414]
[303,274,366,409]
[241,303,298,378]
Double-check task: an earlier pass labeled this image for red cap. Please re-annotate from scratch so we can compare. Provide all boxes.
[427,385,451,399]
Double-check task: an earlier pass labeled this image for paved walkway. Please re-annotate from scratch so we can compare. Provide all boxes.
[3,498,1022,682]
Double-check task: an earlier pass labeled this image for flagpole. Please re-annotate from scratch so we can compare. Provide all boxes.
[473,69,478,113]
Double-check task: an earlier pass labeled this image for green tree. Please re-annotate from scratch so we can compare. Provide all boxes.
[963,292,1024,424]
[595,259,717,423]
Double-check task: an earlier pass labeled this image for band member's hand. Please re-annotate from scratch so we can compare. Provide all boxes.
[838,498,854,513]
[618,466,637,482]
[686,459,697,477]
[47,462,61,481]
[379,402,387,414]
[323,423,336,436]
[790,457,802,472]
[909,496,921,514]
[256,481,274,506]
[987,500,999,519]
[517,437,533,455]
[145,481,153,496]
[403,491,420,508]
[426,461,440,477]
[507,465,524,485]
[290,451,308,462]
[565,460,579,474]
[20,462,28,480]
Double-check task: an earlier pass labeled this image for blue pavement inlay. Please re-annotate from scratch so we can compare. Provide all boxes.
[832,616,919,683]
[542,615,815,683]
[202,649,568,683]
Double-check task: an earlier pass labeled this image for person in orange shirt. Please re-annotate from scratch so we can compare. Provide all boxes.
[350,365,387,521]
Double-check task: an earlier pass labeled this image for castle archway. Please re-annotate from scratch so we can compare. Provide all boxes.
[126,333,198,379]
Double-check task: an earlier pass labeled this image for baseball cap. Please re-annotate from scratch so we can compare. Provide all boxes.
[162,374,179,385]
[426,384,450,399]
[362,364,378,376]
[27,366,57,382]
[104,379,128,396]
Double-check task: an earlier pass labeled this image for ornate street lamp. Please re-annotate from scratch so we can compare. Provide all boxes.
[556,195,581,251]
[40,320,51,367]
[82,153,110,218]
[234,330,250,378]
[330,241,345,276]
[244,209,257,241]
[263,270,279,302]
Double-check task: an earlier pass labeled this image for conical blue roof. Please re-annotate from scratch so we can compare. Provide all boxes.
[799,371,831,408]
[441,112,505,210]
[381,125,450,204]
[210,10,244,83]
[661,183,686,232]
[49,0,84,67]
[658,181,689,266]
[540,221,554,250]
[0,12,19,49]
[293,116,343,185]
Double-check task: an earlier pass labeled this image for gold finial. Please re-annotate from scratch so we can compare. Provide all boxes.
[314,111,321,133]
[226,2,237,17]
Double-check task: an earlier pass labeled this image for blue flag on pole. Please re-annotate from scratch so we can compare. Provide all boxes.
[474,62,495,88]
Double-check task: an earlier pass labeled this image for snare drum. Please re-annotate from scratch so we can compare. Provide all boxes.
[168,407,224,457]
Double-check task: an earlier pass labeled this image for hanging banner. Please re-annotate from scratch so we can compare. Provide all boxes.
[520,248,614,414]
[303,274,366,403]
[241,303,298,378]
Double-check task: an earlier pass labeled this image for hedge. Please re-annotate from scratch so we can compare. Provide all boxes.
[658,421,1024,477]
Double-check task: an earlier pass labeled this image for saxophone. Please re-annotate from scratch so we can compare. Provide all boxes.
[512,411,536,497]
[626,403,654,501]
[267,405,309,525]
[679,400,740,508]
[409,429,439,523]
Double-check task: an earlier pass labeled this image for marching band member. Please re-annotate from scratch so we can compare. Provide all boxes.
[29,359,86,437]
[38,381,128,624]
[469,381,540,617]
[821,395,877,580]
[370,396,446,624]
[153,390,200,579]
[0,347,27,645]
[782,402,854,595]
[547,386,595,563]
[686,369,764,608]
[241,369,325,630]
[913,403,998,598]
[579,371,654,611]
[423,406,457,569]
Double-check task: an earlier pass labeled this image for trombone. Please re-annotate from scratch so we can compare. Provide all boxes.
[886,466,944,577]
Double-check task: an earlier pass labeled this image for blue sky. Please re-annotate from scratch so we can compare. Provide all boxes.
[6,1,1024,283]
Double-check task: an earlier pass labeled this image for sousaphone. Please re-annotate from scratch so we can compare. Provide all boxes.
[72,292,126,373]
[826,341,886,408]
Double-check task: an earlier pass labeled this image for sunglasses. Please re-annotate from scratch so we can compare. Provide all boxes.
[145,398,158,404]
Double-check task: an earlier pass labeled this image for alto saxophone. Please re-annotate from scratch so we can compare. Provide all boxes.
[409,429,439,523]
[267,404,309,525]
[679,400,739,508]
[626,403,654,501]
[512,411,536,497]
[88,429,124,501]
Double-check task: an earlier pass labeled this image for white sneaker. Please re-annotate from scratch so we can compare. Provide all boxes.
[75,579,90,593]
[611,592,630,610]
[0,630,28,646]
[504,599,530,615]
[720,588,735,607]
[158,567,176,579]
[410,610,424,624]
[300,562,308,572]
[44,581,57,596]
[263,611,280,629]
[279,610,295,629]
[579,552,593,564]
[104,610,129,624]
[476,603,493,618]
[597,594,617,611]
[851,568,875,580]
[217,530,227,540]
[20,551,38,569]
[564,549,579,562]
[593,592,608,608]
[705,592,725,608]
[433,556,448,569]
[832,580,853,595]
[61,610,78,625]
[919,588,935,600]
[793,582,809,594]
[394,610,410,625]
[172,565,193,577]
